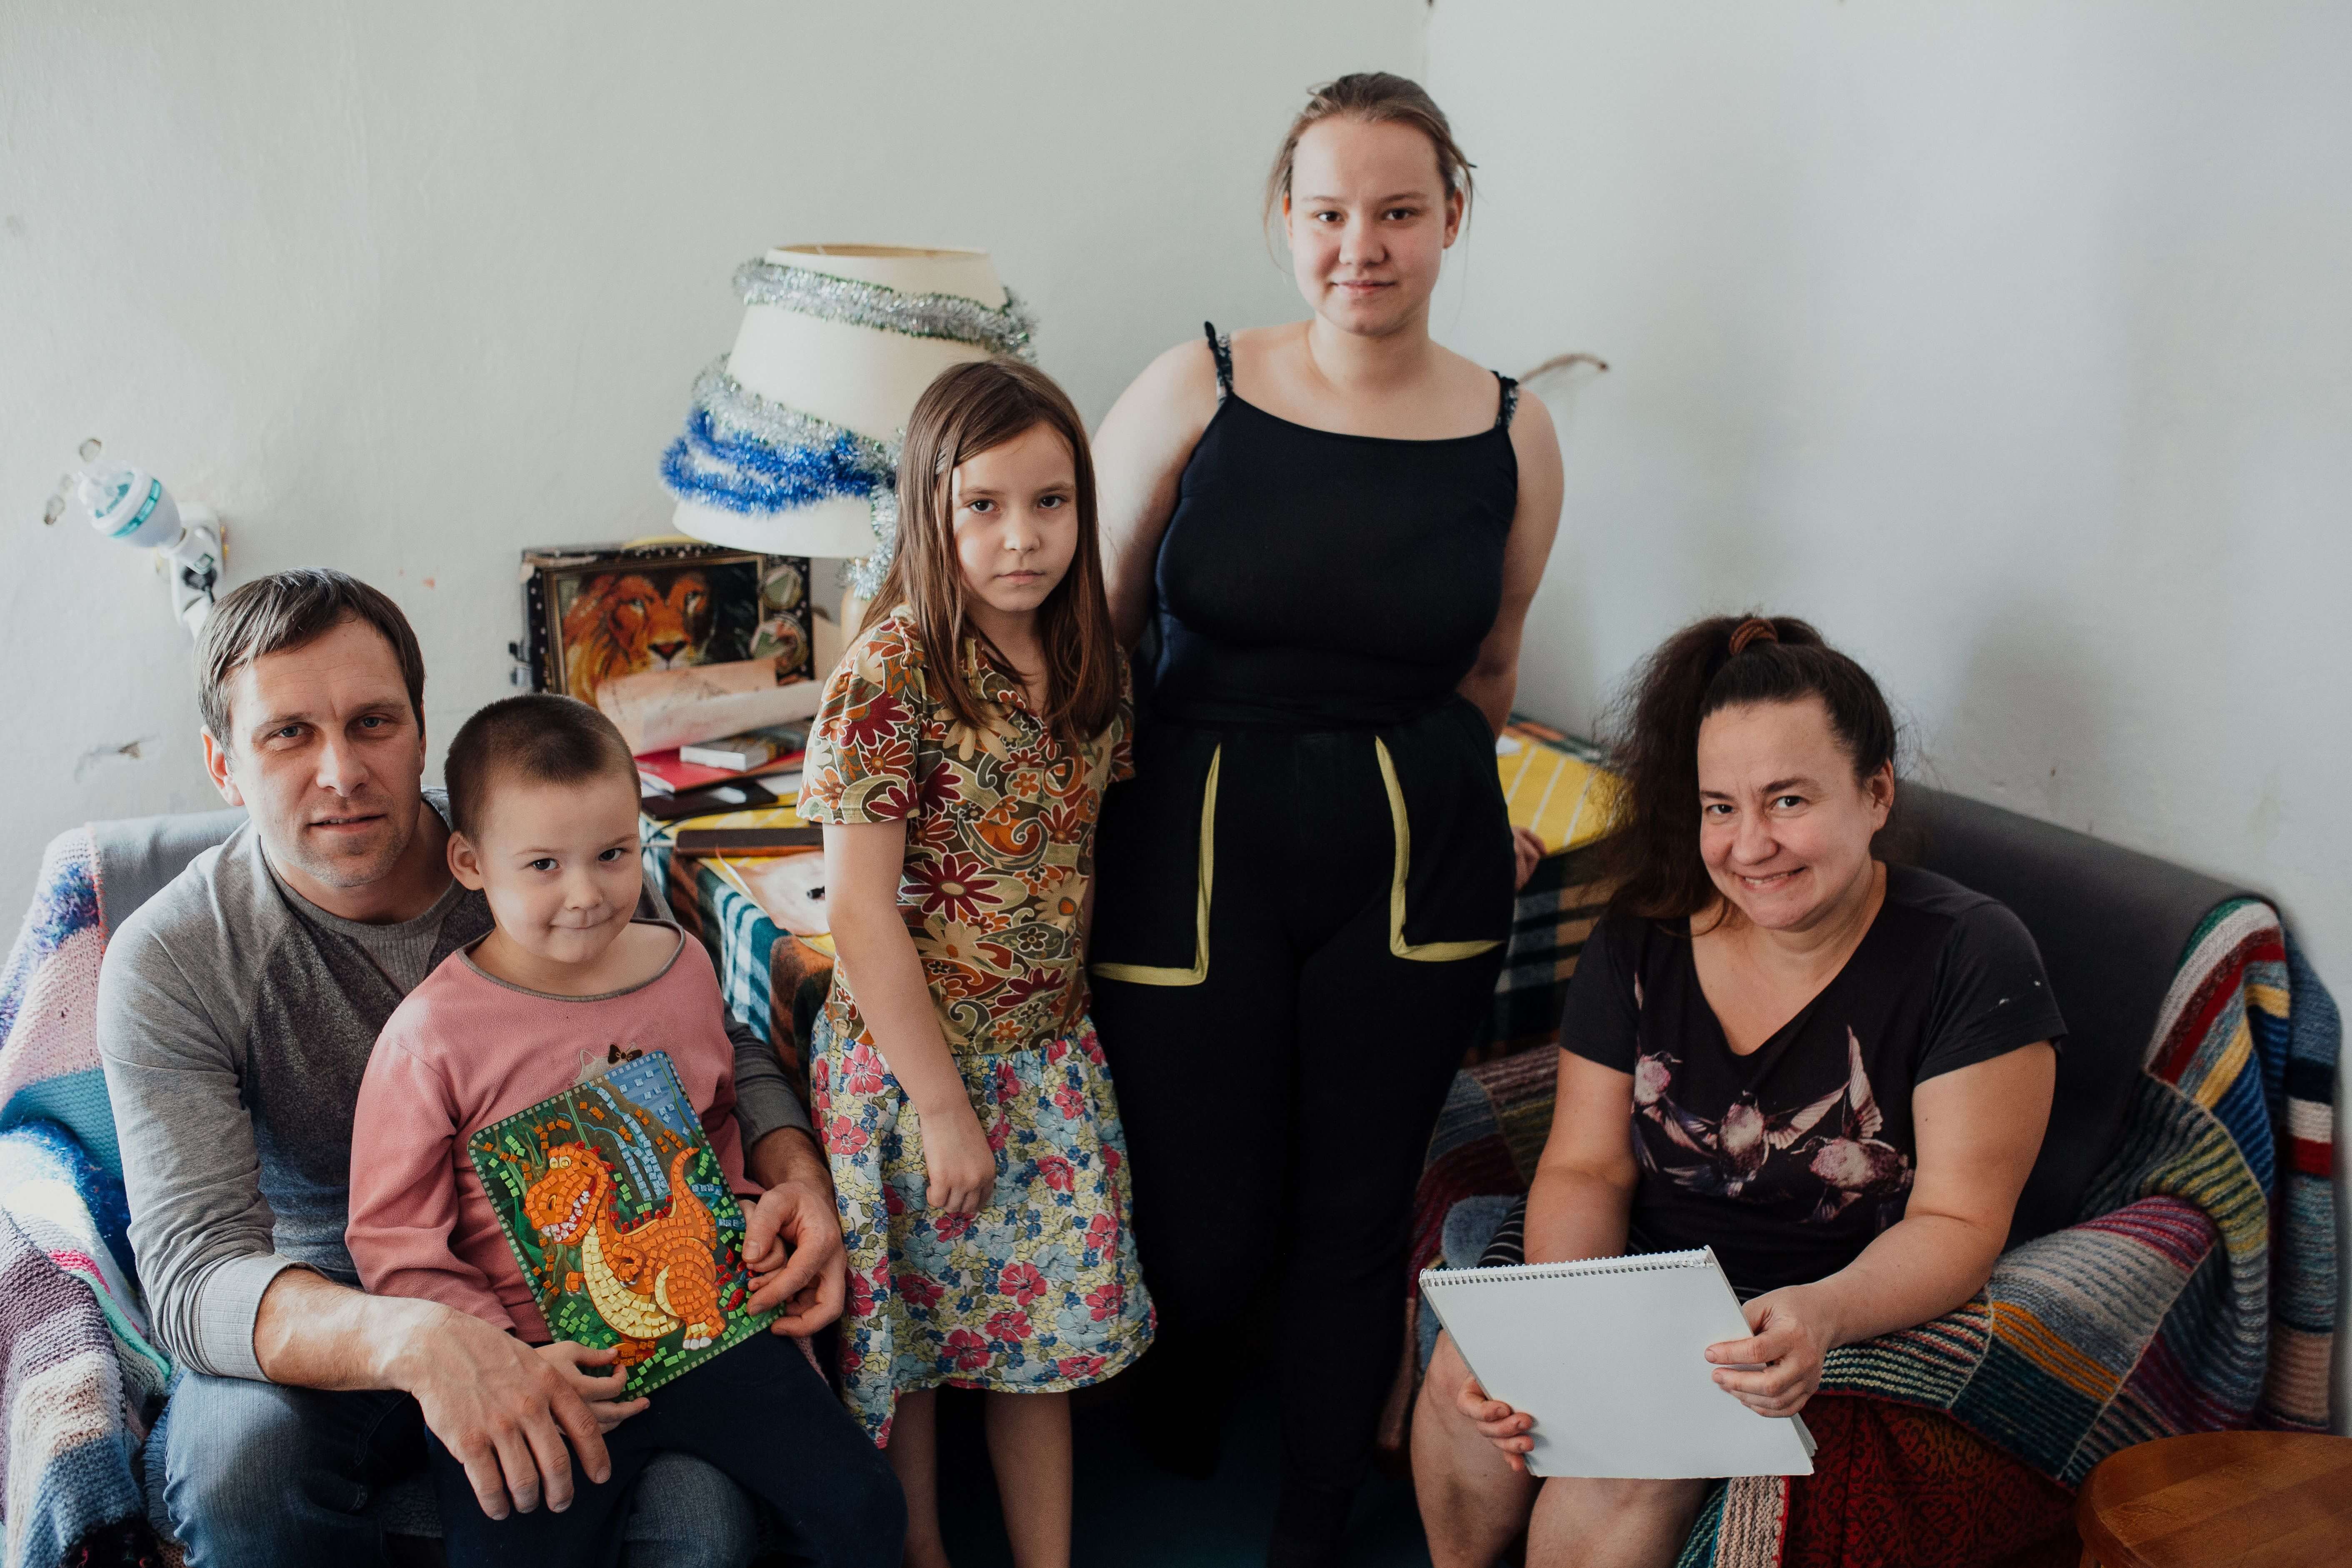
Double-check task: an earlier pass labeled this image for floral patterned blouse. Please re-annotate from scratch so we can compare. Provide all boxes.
[797,608,1134,1058]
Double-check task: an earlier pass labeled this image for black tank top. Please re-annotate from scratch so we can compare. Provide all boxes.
[1148,323,1520,728]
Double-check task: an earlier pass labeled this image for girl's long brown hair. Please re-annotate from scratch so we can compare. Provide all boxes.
[859,358,1122,745]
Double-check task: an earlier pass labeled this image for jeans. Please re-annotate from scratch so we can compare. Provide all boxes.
[150,1369,762,1568]
[425,1333,904,1568]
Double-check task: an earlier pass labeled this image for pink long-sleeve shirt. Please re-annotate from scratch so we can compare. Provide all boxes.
[345,925,756,1342]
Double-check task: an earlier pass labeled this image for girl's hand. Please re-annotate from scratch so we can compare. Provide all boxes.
[1454,1369,1538,1474]
[533,1341,649,1433]
[1704,1285,1832,1418]
[917,1099,997,1214]
[1512,825,1546,890]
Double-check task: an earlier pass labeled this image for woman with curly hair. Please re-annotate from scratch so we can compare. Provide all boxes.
[1410,615,2062,1568]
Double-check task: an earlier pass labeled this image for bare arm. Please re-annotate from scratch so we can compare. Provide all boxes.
[1449,1049,1640,1471]
[823,819,995,1212]
[1706,1043,2057,1416]
[1457,392,1565,735]
[1093,338,1221,648]
[1519,1048,1639,1265]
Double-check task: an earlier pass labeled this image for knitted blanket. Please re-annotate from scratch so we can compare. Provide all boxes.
[1417,898,2337,1568]
[0,830,172,1567]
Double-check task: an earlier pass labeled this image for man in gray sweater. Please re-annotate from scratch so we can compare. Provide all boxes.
[97,570,871,1567]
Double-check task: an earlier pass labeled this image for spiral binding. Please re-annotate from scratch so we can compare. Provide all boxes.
[1417,1247,1715,1290]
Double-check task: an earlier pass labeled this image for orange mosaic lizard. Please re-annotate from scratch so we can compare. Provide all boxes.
[524,1140,725,1360]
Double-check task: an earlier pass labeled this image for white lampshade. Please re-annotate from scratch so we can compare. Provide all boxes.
[668,244,1010,558]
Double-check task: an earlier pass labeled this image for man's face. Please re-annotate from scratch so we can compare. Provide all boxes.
[203,616,427,894]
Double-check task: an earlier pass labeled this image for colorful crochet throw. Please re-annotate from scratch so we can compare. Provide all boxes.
[0,830,171,1567]
[468,1050,777,1398]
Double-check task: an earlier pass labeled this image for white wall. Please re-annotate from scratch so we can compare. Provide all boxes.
[0,0,1425,895]
[1425,0,2352,1421]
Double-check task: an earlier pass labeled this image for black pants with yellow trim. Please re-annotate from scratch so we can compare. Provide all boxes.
[1090,701,1513,1501]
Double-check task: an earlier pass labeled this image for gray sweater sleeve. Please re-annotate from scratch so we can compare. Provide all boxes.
[728,1013,813,1156]
[96,912,300,1381]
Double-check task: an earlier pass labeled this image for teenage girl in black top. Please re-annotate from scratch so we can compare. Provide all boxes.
[1087,73,1564,1566]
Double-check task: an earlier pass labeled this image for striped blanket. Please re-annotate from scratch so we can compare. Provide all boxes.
[1418,898,2338,1567]
[0,830,173,1568]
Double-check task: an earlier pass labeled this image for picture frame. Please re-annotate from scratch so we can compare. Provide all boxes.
[519,540,814,704]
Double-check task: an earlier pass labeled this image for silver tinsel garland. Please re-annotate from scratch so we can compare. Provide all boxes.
[665,256,1038,596]
[665,361,905,599]
[694,360,900,477]
[732,260,1037,361]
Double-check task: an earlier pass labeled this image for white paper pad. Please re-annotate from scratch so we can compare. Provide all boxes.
[1418,1248,1815,1479]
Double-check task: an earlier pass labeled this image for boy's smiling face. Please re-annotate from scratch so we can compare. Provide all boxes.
[448,765,645,974]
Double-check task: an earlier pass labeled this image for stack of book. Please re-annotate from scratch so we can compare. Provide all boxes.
[637,724,808,823]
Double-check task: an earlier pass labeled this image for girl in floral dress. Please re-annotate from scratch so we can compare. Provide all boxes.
[798,359,1153,1568]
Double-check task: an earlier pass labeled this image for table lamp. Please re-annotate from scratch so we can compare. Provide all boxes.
[44,439,223,635]
[660,245,1034,597]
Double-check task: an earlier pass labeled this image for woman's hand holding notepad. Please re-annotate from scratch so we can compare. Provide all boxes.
[1417,1249,1816,1480]
[1702,1285,1833,1420]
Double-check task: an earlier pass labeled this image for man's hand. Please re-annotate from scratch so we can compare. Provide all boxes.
[535,1340,649,1433]
[743,1180,848,1334]
[387,1304,613,1520]
[743,1126,847,1335]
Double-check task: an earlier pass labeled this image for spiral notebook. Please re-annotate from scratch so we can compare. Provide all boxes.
[467,1051,777,1397]
[1418,1248,1815,1479]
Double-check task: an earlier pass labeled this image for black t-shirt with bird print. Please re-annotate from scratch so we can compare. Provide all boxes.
[1562,865,2067,1295]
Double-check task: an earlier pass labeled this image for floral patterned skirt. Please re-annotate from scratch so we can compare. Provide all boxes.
[810,1011,1154,1446]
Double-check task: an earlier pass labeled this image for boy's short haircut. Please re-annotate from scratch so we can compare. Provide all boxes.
[445,694,637,840]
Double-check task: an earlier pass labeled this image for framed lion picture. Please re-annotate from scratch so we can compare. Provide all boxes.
[520,541,814,705]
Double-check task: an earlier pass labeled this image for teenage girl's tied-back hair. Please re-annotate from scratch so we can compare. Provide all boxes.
[1594,614,1903,923]
[1264,71,1477,230]
[861,358,1123,746]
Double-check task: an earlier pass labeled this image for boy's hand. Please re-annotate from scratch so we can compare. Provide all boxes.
[917,1100,997,1214]
[534,1341,649,1433]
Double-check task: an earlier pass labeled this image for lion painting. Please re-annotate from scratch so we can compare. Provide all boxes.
[560,571,717,702]
[529,547,811,709]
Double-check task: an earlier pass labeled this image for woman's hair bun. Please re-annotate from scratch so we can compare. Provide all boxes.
[1593,611,1900,921]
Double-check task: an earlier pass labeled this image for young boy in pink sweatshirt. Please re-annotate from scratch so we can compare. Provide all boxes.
[345,694,902,1568]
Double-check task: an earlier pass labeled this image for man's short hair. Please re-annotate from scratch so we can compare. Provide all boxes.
[444,694,638,840]
[197,569,427,745]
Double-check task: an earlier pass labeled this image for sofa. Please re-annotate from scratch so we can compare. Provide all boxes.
[0,783,2337,1567]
